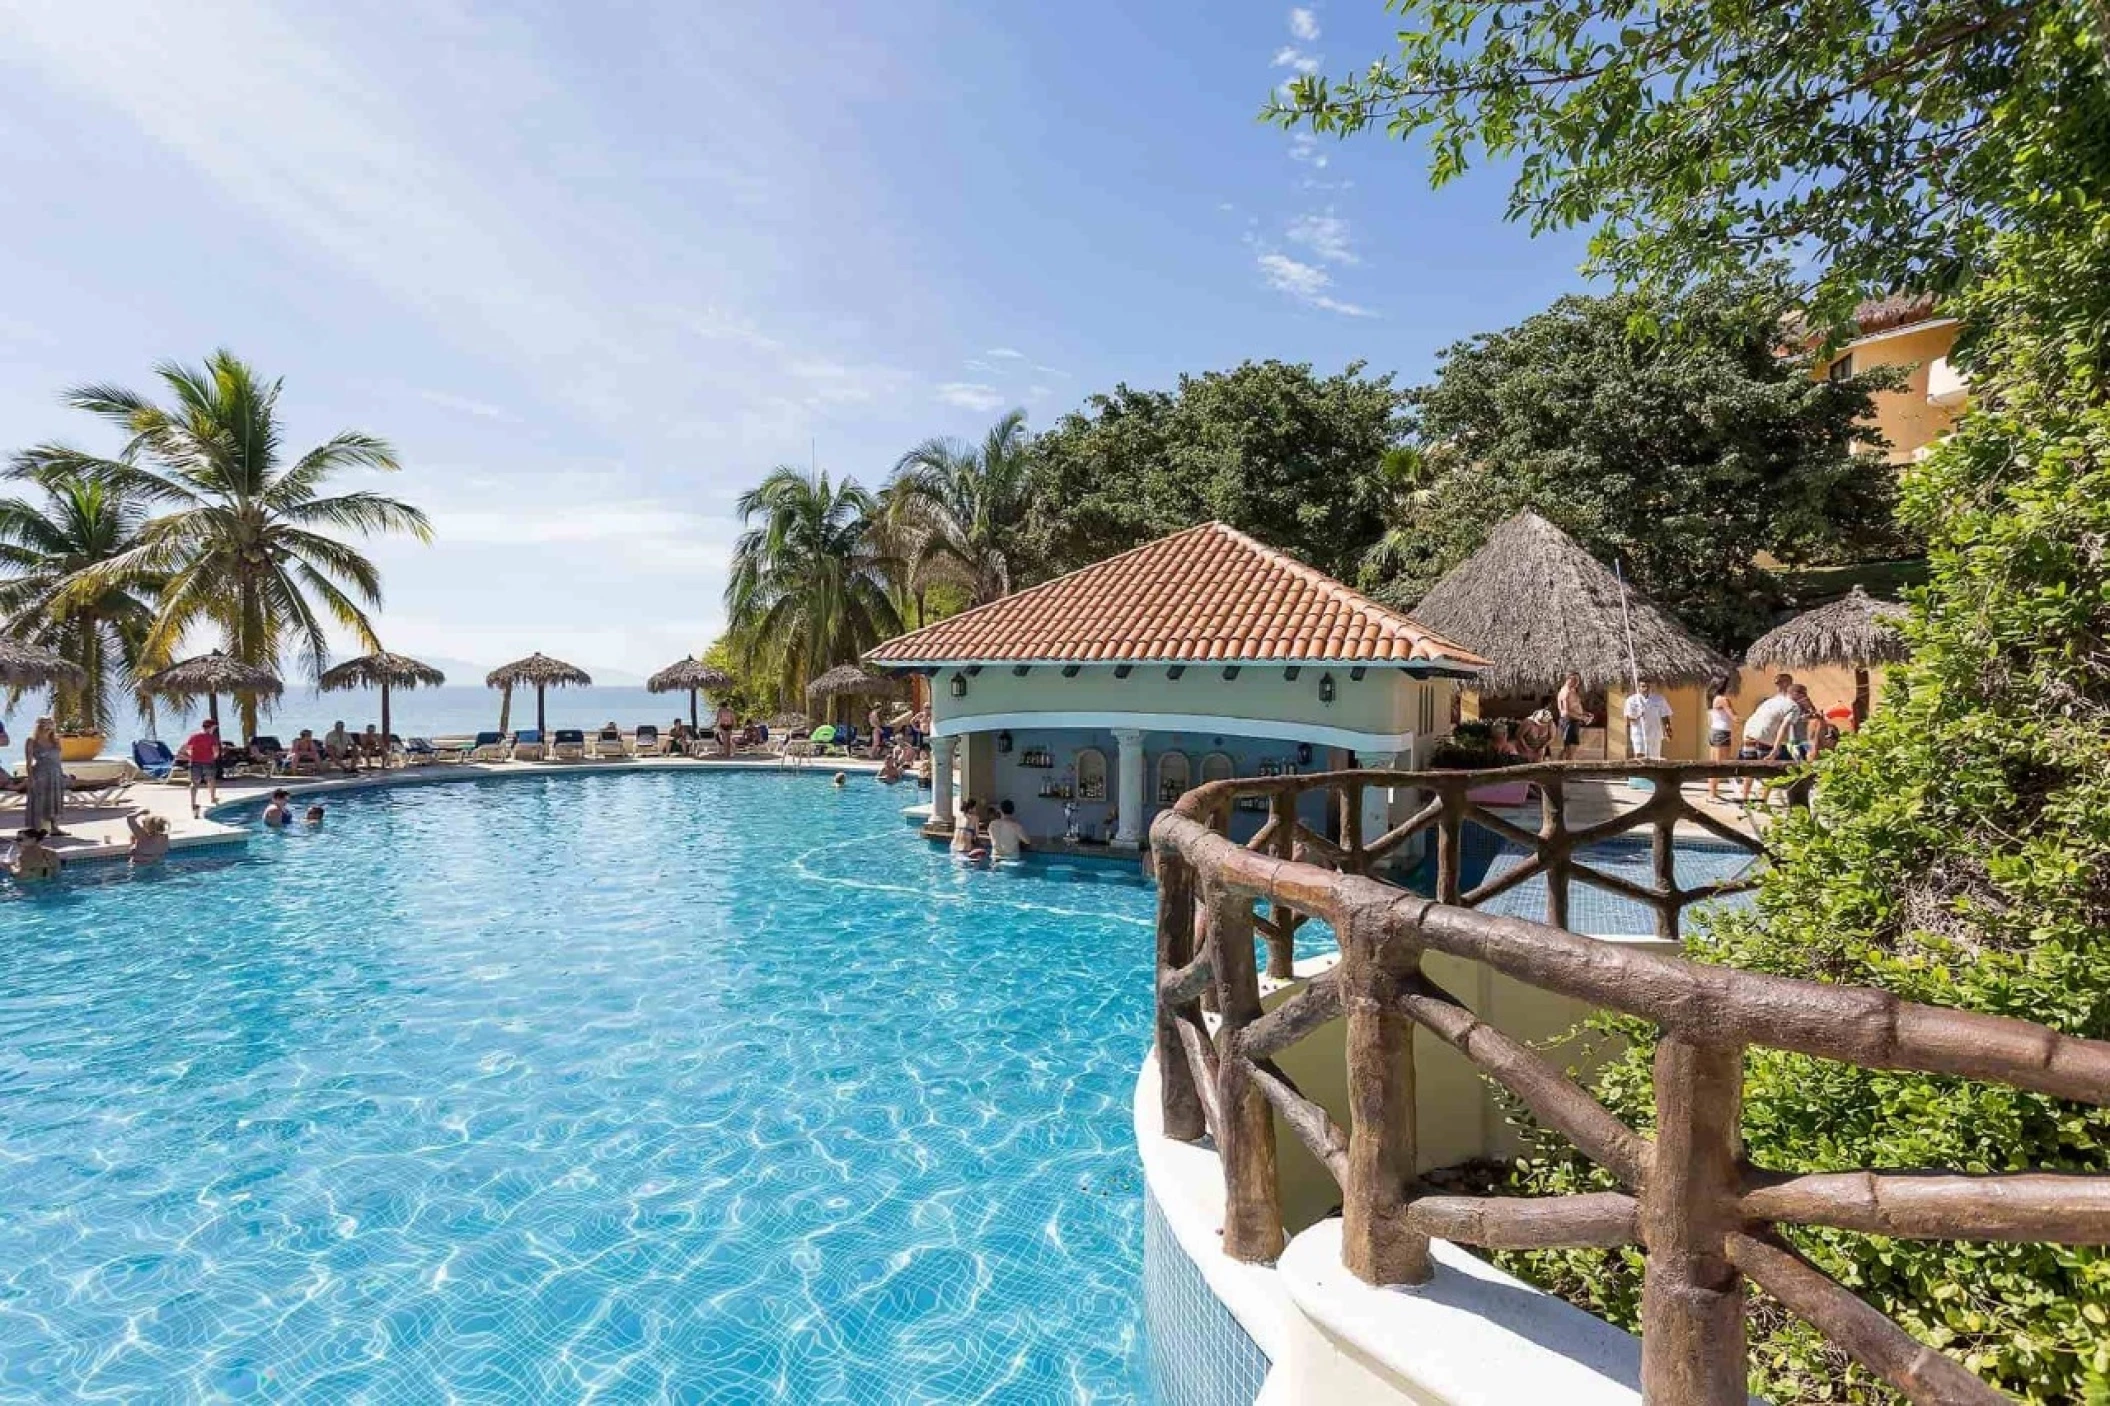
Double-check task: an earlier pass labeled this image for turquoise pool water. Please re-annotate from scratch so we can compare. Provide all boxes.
[0,773,1159,1402]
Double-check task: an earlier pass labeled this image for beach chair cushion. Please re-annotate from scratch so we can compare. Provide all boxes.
[131,740,176,779]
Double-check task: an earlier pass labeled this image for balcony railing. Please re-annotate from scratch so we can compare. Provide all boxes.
[1150,761,2110,1406]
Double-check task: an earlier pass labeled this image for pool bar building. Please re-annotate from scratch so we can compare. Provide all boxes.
[866,522,1485,855]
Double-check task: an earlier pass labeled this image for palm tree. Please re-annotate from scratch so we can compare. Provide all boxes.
[1358,443,1456,587]
[725,467,901,706]
[0,474,159,733]
[11,350,432,734]
[884,408,1036,608]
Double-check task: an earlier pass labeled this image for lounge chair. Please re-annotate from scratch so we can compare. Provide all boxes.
[633,724,659,756]
[247,736,289,775]
[551,729,588,762]
[593,728,627,759]
[510,729,546,762]
[468,731,509,762]
[403,737,440,765]
[65,774,132,806]
[132,739,176,780]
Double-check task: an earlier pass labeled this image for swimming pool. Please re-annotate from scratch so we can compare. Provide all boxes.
[0,772,1159,1402]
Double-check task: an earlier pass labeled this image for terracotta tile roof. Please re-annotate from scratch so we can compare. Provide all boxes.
[865,522,1486,669]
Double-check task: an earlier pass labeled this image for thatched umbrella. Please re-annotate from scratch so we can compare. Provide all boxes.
[485,653,591,734]
[140,650,284,728]
[0,636,86,693]
[316,652,446,767]
[1744,586,1910,724]
[1407,511,1732,697]
[806,663,904,726]
[648,657,731,731]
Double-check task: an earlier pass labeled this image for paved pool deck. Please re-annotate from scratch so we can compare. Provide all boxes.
[14,753,890,865]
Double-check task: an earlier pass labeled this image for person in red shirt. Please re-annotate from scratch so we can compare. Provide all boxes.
[180,716,221,817]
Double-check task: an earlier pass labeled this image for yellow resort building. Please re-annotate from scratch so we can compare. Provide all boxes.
[865,522,1486,853]
[1813,291,1967,463]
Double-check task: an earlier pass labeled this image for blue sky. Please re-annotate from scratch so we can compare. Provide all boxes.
[0,1,1591,676]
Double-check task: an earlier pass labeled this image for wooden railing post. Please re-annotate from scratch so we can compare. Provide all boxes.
[1339,898,1432,1285]
[1154,848,1207,1141]
[1265,790,1297,980]
[1641,1037,1746,1405]
[1651,794,1680,942]
[1435,784,1466,906]
[1540,773,1571,932]
[1211,884,1286,1261]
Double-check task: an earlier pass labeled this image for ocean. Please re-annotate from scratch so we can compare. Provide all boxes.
[5,685,779,755]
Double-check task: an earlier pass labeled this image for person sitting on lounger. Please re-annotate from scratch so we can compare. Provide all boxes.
[263,789,294,827]
[6,827,61,880]
[287,731,325,776]
[360,725,385,768]
[126,809,170,866]
[325,721,356,770]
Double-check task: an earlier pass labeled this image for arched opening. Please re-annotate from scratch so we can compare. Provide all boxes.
[1201,751,1235,785]
[1156,750,1192,805]
[1075,747,1109,802]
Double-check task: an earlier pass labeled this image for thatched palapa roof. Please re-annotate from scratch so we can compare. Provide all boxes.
[485,653,592,689]
[1407,511,1731,696]
[0,636,86,691]
[1743,587,1910,672]
[647,658,731,695]
[317,651,447,692]
[140,650,285,701]
[806,664,905,700]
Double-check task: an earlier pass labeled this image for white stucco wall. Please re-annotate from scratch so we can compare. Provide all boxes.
[926,664,1454,755]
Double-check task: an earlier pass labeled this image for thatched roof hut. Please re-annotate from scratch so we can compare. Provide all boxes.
[0,636,86,692]
[1745,586,1910,723]
[1743,587,1909,672]
[647,657,732,729]
[805,664,904,700]
[485,653,591,735]
[317,652,446,766]
[1406,511,1731,696]
[140,650,284,724]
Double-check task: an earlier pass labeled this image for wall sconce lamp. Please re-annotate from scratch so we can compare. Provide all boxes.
[1318,672,1336,705]
[948,673,968,698]
[1296,742,1314,766]
[997,730,1013,754]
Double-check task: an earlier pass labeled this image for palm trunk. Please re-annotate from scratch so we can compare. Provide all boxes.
[498,684,512,734]
[381,681,393,769]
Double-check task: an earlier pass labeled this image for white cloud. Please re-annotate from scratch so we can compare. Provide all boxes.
[417,389,514,421]
[936,382,1006,412]
[1288,132,1330,169]
[1286,212,1356,264]
[984,346,1026,359]
[1257,252,1374,317]
[1289,7,1321,41]
[1272,46,1320,74]
[1027,384,1053,399]
[1032,363,1070,379]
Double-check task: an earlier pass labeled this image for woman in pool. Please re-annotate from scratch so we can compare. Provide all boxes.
[876,751,903,784]
[262,789,294,827]
[5,827,60,880]
[24,716,68,838]
[950,798,987,861]
[126,810,171,865]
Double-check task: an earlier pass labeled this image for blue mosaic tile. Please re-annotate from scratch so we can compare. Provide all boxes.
[1144,1191,1271,1406]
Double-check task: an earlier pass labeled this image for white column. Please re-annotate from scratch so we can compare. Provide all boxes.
[931,734,956,830]
[1113,727,1147,849]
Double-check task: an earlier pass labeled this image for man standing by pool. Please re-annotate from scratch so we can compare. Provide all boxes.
[1622,679,1674,760]
[1556,671,1593,761]
[180,717,221,817]
[714,702,737,758]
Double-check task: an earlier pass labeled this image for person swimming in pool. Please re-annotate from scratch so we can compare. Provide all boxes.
[4,827,60,880]
[262,789,293,827]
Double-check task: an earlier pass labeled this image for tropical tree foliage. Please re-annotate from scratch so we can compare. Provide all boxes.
[1285,0,2110,1398]
[11,350,430,733]
[0,474,159,733]
[1020,359,1405,583]
[1374,279,1897,647]
[883,408,1038,607]
[723,467,902,707]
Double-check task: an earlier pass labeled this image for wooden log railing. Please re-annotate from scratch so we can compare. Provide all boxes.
[1150,762,2110,1406]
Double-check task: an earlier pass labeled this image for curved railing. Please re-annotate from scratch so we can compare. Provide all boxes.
[1150,762,2110,1406]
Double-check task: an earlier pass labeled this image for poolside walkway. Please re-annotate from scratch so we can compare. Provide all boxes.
[16,753,888,865]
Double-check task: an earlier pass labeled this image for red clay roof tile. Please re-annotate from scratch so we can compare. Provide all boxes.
[865,522,1485,669]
